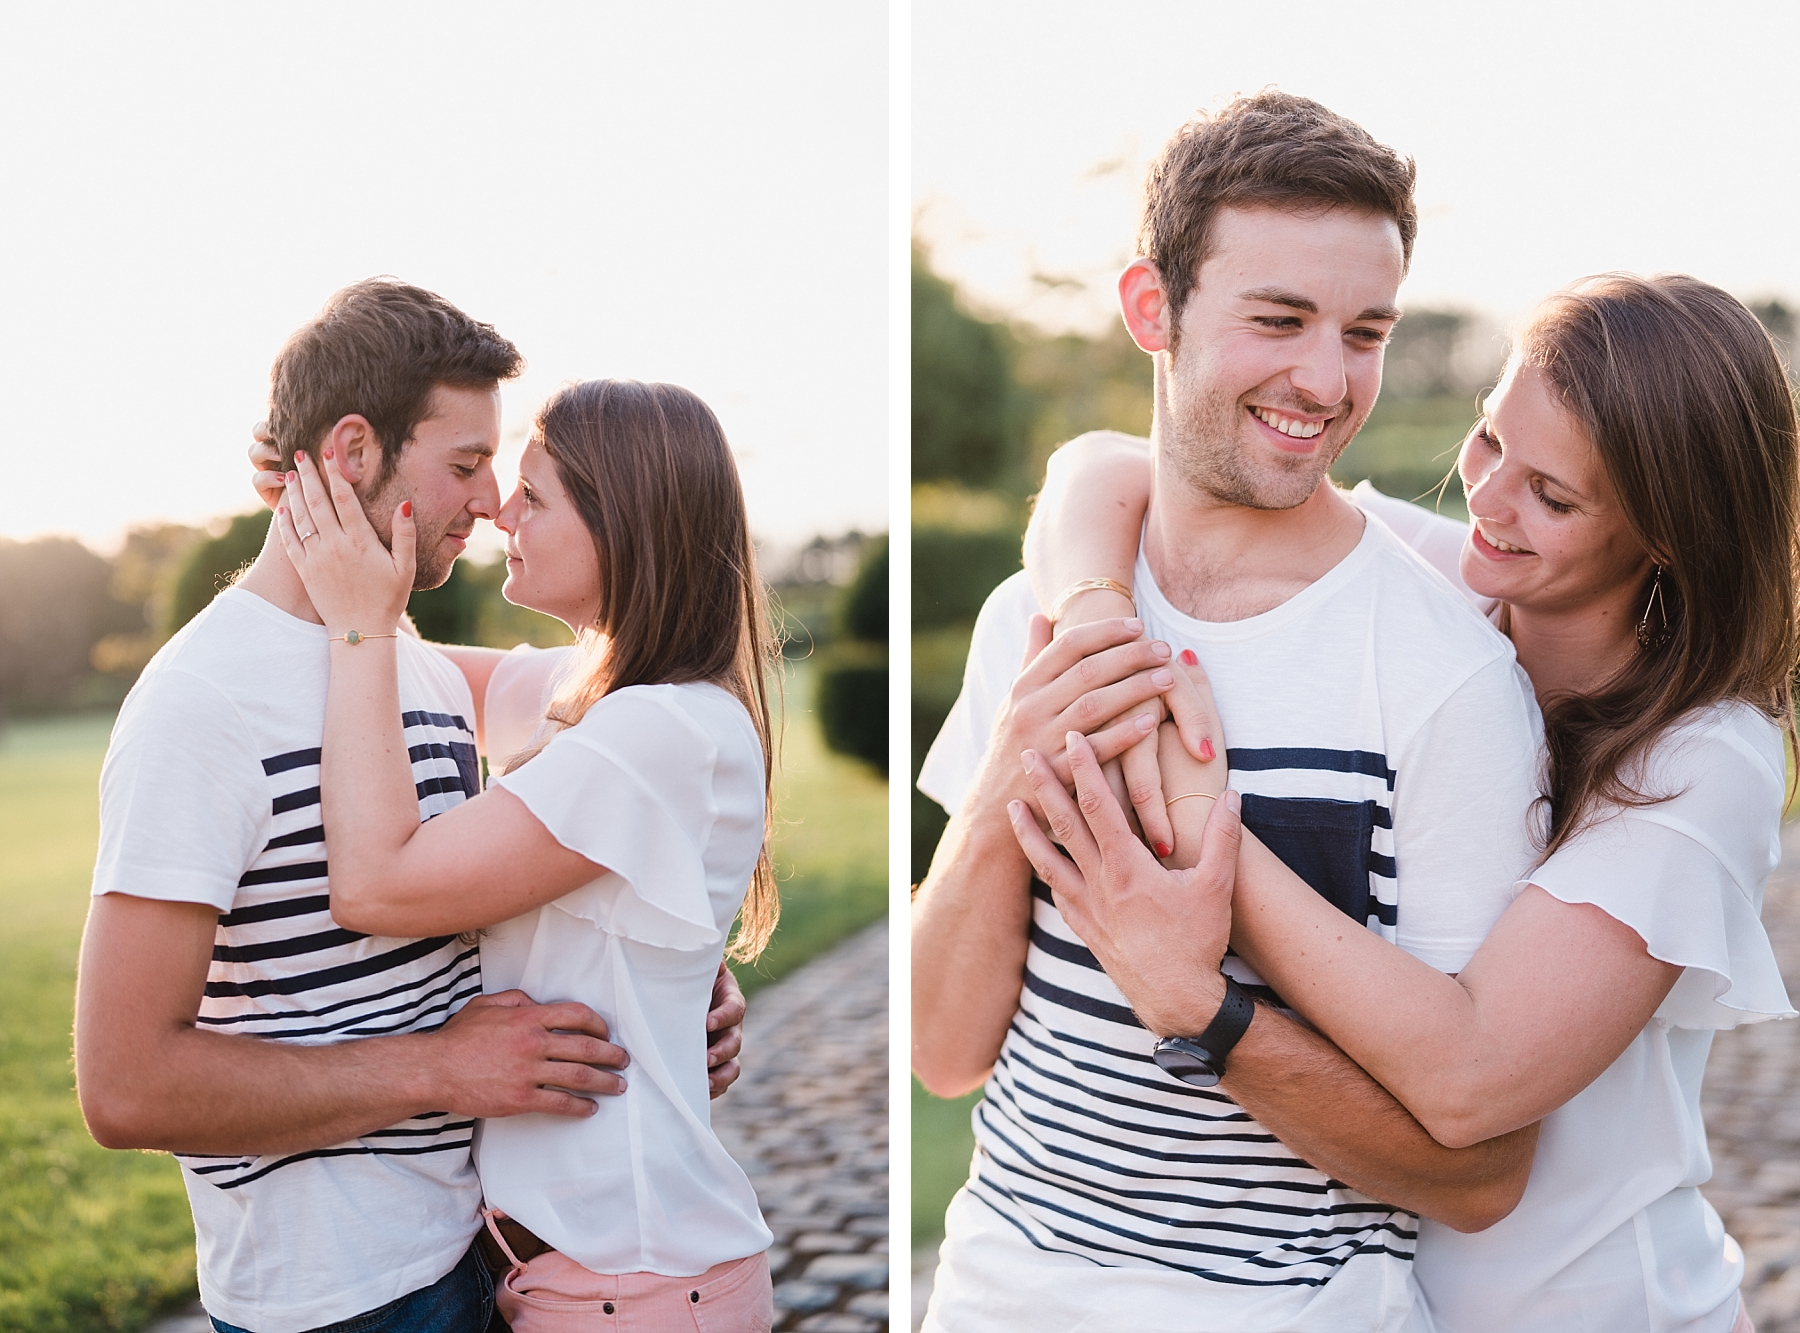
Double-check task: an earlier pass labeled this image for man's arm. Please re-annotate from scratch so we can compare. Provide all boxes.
[912,613,1179,1096]
[1219,999,1539,1232]
[75,892,628,1156]
[1010,733,1538,1232]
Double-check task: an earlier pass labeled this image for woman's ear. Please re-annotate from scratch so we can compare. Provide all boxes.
[326,415,379,487]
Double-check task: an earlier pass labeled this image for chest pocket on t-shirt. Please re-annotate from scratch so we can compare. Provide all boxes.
[448,741,480,799]
[1240,795,1387,927]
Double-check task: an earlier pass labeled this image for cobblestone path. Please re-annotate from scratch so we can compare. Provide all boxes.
[147,919,892,1333]
[1702,821,1800,1331]
[714,918,890,1332]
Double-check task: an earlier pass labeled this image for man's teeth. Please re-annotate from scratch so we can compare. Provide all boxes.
[1483,528,1529,554]
[1251,407,1326,439]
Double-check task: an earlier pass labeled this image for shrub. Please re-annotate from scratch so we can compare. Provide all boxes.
[816,538,887,773]
[815,640,886,771]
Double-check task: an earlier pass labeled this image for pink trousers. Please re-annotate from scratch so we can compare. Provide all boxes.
[486,1215,772,1333]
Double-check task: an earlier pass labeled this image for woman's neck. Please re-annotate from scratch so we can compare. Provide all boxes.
[1505,589,1643,703]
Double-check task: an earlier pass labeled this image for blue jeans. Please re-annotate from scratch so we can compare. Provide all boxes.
[209,1240,495,1333]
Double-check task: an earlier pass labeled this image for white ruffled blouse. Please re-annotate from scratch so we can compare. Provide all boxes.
[473,658,772,1277]
[1355,484,1795,1332]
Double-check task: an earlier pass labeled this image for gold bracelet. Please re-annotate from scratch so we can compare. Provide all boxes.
[328,630,400,646]
[1165,792,1217,807]
[1052,577,1136,622]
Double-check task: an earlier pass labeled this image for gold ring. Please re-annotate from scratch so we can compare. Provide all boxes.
[1165,792,1217,807]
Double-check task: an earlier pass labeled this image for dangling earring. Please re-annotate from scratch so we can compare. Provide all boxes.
[1636,565,1672,650]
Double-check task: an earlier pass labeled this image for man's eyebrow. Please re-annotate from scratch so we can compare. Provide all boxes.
[450,442,496,458]
[1238,286,1317,314]
[1236,287,1402,324]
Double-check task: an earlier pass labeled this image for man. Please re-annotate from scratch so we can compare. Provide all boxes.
[912,93,1545,1331]
[74,279,743,1333]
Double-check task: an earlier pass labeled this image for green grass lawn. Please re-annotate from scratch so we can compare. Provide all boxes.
[912,1078,982,1247]
[0,715,197,1333]
[0,660,884,1330]
[740,661,889,994]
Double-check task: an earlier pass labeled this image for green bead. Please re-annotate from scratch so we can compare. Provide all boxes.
[344,630,361,645]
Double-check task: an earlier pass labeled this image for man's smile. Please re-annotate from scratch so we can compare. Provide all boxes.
[1246,404,1337,455]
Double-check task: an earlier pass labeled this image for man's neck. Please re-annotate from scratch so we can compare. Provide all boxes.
[234,524,324,625]
[1142,455,1365,623]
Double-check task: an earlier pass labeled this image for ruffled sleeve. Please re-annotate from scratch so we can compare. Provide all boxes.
[491,685,724,951]
[1525,703,1795,1029]
[483,643,580,772]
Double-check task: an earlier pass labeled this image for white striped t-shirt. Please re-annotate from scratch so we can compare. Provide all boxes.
[918,514,1543,1331]
[93,586,486,1333]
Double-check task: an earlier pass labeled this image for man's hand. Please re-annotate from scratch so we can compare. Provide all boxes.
[1010,730,1242,1037]
[75,892,630,1157]
[707,961,746,1098]
[421,991,629,1118]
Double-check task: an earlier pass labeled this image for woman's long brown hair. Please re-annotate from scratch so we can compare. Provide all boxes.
[1519,274,1800,857]
[506,379,781,961]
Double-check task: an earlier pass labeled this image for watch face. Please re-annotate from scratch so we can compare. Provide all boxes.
[1152,1042,1221,1088]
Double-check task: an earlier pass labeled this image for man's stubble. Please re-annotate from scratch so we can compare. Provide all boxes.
[1157,349,1364,513]
[362,472,461,591]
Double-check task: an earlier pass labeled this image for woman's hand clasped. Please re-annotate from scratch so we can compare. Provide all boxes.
[1008,729,1243,1039]
[273,448,416,637]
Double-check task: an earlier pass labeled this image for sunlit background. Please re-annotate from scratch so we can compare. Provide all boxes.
[3,2,885,553]
[909,1,1800,1319]
[916,0,1800,335]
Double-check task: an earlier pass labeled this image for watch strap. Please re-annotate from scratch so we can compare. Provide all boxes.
[1191,975,1254,1060]
[1151,977,1255,1087]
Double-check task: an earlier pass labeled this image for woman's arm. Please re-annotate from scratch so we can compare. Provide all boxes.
[1022,430,1153,622]
[1229,852,1678,1147]
[273,449,607,938]
[1010,733,1539,1231]
[425,644,508,754]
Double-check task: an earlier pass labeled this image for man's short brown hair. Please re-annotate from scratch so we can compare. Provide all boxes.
[266,278,523,481]
[1139,91,1418,334]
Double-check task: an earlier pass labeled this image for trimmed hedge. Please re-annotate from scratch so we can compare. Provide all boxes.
[815,641,886,772]
[912,527,1021,629]
[816,537,889,775]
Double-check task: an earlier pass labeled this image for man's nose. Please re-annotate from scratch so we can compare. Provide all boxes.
[1289,330,1348,409]
[471,472,501,520]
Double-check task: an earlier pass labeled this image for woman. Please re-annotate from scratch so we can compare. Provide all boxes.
[272,379,779,1331]
[1010,274,1798,1332]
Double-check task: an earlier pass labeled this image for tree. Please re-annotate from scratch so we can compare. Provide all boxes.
[912,248,1020,485]
[167,511,273,634]
[0,537,140,719]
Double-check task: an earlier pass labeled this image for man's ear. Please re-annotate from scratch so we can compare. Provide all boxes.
[1119,259,1172,355]
[323,415,380,488]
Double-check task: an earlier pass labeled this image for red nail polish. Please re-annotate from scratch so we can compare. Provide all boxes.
[401,501,412,517]
[1153,842,1171,858]
[1199,738,1215,762]
[323,445,333,460]
[296,450,306,462]
[1180,649,1198,666]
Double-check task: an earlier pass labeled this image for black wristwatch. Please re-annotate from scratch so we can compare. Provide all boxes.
[1151,977,1255,1088]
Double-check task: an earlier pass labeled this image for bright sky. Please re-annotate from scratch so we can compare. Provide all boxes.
[0,2,886,555]
[914,0,1800,337]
